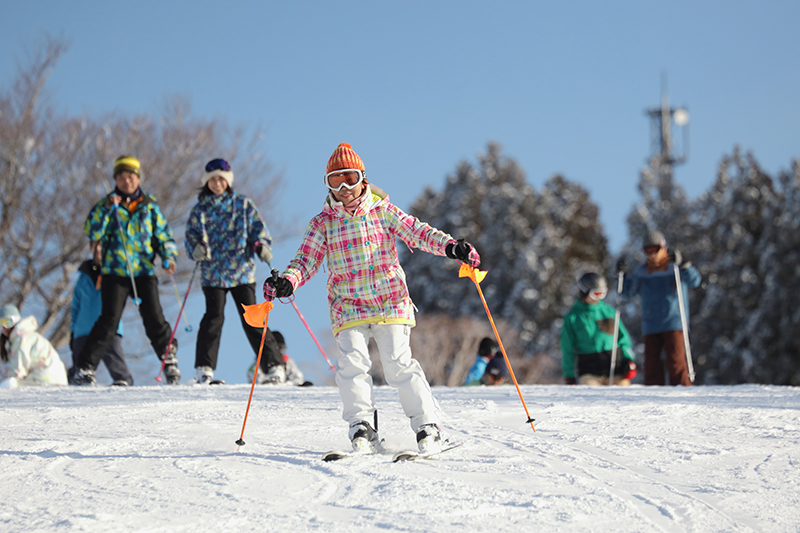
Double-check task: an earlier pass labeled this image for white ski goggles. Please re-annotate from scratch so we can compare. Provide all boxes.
[588,288,608,300]
[0,316,18,329]
[324,169,365,191]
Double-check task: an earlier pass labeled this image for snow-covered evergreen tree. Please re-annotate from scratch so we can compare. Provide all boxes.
[403,144,608,365]
[621,148,800,385]
[690,149,779,383]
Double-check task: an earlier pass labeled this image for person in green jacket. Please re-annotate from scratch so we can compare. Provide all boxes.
[560,272,637,386]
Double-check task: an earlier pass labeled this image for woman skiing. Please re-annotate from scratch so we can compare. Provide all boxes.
[265,142,480,454]
[185,158,284,384]
[1,304,67,388]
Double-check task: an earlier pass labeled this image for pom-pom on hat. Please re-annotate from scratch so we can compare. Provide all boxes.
[113,155,141,178]
[326,142,365,174]
[201,158,234,189]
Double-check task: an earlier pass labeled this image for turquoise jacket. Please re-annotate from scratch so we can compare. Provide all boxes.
[464,356,490,385]
[70,260,123,338]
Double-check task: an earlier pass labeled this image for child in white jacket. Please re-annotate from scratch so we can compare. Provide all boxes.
[1,304,67,388]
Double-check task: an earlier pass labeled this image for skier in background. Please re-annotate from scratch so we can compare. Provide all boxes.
[69,240,133,386]
[480,355,510,386]
[71,156,180,386]
[185,158,282,385]
[560,272,637,386]
[463,337,497,385]
[618,230,701,386]
[1,304,67,388]
[265,142,481,454]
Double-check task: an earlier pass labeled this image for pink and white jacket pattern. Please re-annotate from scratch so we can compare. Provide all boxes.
[282,185,456,335]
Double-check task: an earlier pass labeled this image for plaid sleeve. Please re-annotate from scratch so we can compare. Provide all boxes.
[384,202,453,255]
[283,215,327,289]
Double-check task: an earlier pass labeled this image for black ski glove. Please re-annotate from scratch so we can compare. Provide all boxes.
[615,258,627,275]
[445,238,480,267]
[265,275,294,298]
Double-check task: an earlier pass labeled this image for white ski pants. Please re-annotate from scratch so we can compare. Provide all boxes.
[334,323,440,433]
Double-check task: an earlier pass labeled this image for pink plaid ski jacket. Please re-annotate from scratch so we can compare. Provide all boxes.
[283,184,456,334]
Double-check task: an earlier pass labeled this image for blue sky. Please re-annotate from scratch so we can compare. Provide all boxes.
[3,1,798,385]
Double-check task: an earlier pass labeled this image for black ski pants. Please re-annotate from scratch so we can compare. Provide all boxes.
[76,275,173,371]
[70,334,133,385]
[195,283,282,371]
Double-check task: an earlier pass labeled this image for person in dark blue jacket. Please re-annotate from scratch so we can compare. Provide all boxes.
[619,230,701,386]
[69,241,133,385]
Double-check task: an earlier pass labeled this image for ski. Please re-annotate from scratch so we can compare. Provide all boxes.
[322,450,357,462]
[322,440,386,462]
[190,379,226,386]
[392,441,463,463]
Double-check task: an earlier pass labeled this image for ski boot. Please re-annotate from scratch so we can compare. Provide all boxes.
[194,366,214,385]
[162,340,181,385]
[349,420,380,453]
[416,423,443,454]
[70,368,96,386]
[259,364,286,385]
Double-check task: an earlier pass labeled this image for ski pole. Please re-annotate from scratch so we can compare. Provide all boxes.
[266,261,335,373]
[290,300,335,373]
[608,271,624,385]
[155,261,200,382]
[111,201,142,309]
[673,264,696,383]
[236,270,278,448]
[459,264,536,433]
[169,273,193,332]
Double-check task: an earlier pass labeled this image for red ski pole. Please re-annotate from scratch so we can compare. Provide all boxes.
[155,261,200,382]
[289,300,335,373]
[265,262,335,373]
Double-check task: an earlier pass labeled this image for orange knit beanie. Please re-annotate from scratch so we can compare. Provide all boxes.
[326,142,365,173]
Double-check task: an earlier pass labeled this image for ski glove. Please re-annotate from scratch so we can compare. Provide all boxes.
[264,275,293,299]
[445,238,481,268]
[615,258,627,275]
[192,244,211,262]
[624,360,637,381]
[255,243,273,264]
[668,249,692,269]
[564,377,577,385]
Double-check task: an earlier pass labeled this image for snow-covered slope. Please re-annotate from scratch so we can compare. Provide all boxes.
[1,384,798,532]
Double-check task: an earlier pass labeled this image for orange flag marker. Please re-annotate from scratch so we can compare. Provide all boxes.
[236,300,275,448]
[460,263,536,432]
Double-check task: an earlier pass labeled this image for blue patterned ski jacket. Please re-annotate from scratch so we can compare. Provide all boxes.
[185,191,272,288]
[84,192,178,278]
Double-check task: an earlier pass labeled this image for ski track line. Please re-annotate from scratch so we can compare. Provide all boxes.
[447,421,760,533]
